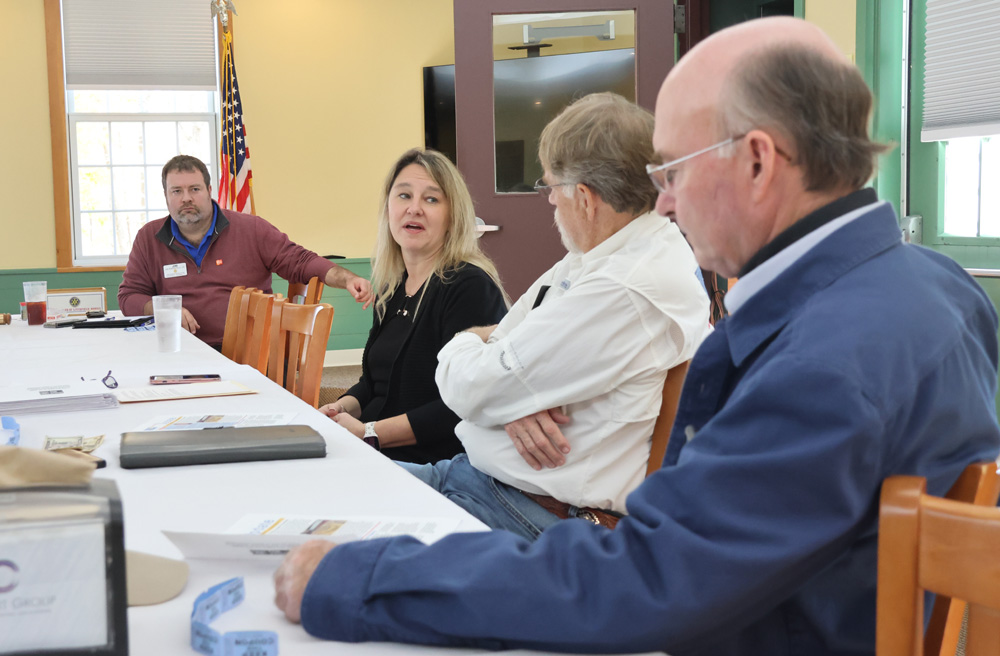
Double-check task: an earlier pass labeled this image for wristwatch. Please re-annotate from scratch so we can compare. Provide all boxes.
[362,421,380,451]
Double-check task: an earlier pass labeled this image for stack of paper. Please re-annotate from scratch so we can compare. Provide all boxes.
[0,381,118,415]
[114,380,256,404]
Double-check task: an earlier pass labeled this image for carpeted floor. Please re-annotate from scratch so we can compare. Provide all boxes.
[318,365,362,407]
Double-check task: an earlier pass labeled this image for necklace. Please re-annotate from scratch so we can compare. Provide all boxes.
[396,293,415,317]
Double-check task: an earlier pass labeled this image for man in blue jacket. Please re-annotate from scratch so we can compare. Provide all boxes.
[273,17,1000,655]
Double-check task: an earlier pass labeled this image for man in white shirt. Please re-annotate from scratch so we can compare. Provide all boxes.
[399,92,712,539]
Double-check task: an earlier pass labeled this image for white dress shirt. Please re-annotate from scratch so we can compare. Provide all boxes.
[435,212,712,512]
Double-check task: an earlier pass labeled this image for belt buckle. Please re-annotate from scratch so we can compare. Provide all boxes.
[577,509,601,525]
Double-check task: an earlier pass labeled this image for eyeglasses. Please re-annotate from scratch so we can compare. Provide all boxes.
[81,370,118,389]
[646,134,794,194]
[533,178,576,198]
[645,136,741,194]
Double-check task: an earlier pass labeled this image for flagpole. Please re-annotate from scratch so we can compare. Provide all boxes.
[225,10,255,215]
[212,1,255,215]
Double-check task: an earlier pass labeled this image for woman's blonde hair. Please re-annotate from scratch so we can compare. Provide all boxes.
[370,148,508,320]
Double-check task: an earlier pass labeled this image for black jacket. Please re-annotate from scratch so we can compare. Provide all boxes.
[346,264,507,464]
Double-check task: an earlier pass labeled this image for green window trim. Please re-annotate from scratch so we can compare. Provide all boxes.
[854,0,904,218]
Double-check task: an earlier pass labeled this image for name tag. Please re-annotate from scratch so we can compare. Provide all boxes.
[163,263,188,278]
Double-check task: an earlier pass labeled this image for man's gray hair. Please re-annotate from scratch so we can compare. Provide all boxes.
[719,44,887,192]
[538,92,656,215]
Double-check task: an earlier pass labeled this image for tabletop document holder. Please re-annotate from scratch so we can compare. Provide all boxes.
[0,479,128,656]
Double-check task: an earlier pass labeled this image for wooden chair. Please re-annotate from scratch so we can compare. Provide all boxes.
[267,298,335,407]
[286,276,325,305]
[220,286,255,361]
[876,463,1000,656]
[921,463,1000,656]
[645,360,691,478]
[236,291,274,374]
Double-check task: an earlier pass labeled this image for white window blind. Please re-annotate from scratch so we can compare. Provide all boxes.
[922,0,1000,142]
[62,0,216,90]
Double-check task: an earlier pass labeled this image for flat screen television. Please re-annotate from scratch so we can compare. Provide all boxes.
[424,48,635,192]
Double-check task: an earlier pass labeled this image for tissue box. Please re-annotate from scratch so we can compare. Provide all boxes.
[1,416,19,446]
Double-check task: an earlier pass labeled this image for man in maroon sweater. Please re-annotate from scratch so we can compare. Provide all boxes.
[119,156,372,348]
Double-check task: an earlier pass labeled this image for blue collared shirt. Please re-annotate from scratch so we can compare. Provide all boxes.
[169,204,218,268]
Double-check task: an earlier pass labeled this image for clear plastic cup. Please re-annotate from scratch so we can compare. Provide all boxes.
[22,281,47,325]
[152,295,183,353]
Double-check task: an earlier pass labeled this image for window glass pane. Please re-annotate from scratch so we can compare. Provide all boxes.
[110,122,144,165]
[112,167,145,210]
[71,91,107,113]
[76,123,110,165]
[106,91,144,113]
[147,166,167,210]
[943,138,981,236]
[78,167,112,211]
[175,91,214,113]
[79,212,114,256]
[114,212,147,255]
[980,137,1000,237]
[139,91,175,113]
[179,121,213,173]
[145,122,178,165]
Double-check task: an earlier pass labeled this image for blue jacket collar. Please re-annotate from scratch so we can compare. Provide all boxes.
[726,202,901,367]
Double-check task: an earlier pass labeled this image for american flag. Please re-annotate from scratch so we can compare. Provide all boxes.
[218,29,254,213]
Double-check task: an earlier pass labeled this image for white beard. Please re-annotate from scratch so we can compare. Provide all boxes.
[554,208,582,254]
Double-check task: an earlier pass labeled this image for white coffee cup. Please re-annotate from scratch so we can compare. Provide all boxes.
[152,295,183,353]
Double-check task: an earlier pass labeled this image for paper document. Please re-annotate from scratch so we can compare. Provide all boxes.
[131,413,297,432]
[114,381,255,403]
[0,381,118,415]
[165,513,463,560]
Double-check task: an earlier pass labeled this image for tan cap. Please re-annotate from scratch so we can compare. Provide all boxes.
[0,445,95,487]
[126,550,189,606]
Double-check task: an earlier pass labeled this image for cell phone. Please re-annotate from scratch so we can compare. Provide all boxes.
[86,310,107,318]
[149,374,222,385]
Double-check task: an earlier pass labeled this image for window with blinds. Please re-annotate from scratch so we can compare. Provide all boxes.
[922,0,1000,143]
[59,0,219,266]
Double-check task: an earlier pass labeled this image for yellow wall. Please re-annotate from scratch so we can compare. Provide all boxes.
[1,0,57,269]
[0,0,454,270]
[805,0,857,61]
[232,0,454,257]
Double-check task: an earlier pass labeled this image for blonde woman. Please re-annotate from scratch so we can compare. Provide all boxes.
[321,149,508,463]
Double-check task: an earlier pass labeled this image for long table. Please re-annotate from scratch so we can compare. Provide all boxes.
[2,320,496,655]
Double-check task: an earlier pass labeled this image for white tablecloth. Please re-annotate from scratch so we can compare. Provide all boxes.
[2,320,494,655]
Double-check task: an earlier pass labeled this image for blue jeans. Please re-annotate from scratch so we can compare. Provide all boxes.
[398,454,561,540]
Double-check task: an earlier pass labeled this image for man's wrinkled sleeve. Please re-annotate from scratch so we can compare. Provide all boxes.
[435,276,677,426]
[298,356,900,654]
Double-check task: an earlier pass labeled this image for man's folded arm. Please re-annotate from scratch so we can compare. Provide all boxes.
[435,276,678,426]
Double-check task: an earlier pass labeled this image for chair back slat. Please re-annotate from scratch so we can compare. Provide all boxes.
[645,360,690,478]
[240,291,274,374]
[286,276,325,305]
[221,286,253,360]
[266,301,334,407]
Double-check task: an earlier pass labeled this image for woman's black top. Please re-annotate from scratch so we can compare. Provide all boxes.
[344,264,507,464]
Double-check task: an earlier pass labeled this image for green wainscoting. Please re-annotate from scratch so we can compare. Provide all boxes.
[0,259,373,350]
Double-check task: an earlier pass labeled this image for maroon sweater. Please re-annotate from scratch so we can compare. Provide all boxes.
[119,206,334,347]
